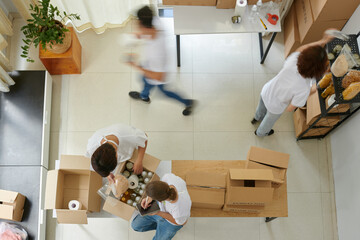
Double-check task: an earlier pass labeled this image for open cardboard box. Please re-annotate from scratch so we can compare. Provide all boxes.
[246,146,289,187]
[44,155,102,224]
[225,169,274,206]
[186,171,226,209]
[0,190,26,222]
[103,150,160,221]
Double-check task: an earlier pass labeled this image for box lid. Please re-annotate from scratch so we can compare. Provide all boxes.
[129,150,160,172]
[0,189,19,203]
[306,87,321,125]
[247,146,289,169]
[186,172,226,188]
[60,155,91,170]
[103,196,135,221]
[188,187,225,206]
[56,209,88,224]
[229,169,274,181]
[45,170,60,209]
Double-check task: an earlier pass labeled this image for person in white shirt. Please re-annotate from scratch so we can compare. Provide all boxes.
[251,30,335,137]
[131,173,191,240]
[85,124,147,182]
[127,6,194,116]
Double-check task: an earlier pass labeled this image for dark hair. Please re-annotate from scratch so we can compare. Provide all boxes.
[145,181,177,201]
[91,143,117,177]
[137,5,153,28]
[297,45,328,79]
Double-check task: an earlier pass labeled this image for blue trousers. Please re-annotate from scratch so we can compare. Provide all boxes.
[255,97,282,136]
[131,214,183,240]
[140,76,191,107]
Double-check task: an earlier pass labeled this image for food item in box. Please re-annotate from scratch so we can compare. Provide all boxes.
[122,170,130,178]
[333,45,342,54]
[112,174,129,198]
[343,82,360,100]
[327,53,335,61]
[331,54,348,77]
[126,162,134,171]
[321,83,335,98]
[341,70,360,88]
[317,73,332,89]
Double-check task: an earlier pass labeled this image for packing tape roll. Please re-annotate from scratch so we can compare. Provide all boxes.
[128,174,139,189]
[234,0,247,17]
[68,200,82,210]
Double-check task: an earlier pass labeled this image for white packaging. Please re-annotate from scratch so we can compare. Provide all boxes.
[68,200,82,210]
[234,0,247,17]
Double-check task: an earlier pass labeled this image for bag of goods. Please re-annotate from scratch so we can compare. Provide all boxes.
[317,73,332,89]
[112,174,129,198]
[0,222,28,240]
[321,83,335,98]
[341,70,360,88]
[340,44,359,69]
[343,82,360,100]
[331,54,348,77]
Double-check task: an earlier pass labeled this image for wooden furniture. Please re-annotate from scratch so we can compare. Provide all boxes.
[39,27,81,75]
[172,160,288,219]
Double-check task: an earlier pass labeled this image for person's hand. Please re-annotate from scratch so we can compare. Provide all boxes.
[133,160,143,174]
[141,197,152,209]
[322,28,337,43]
[107,173,115,184]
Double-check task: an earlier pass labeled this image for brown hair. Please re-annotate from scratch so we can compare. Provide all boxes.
[297,45,328,79]
[145,181,177,201]
[91,143,117,177]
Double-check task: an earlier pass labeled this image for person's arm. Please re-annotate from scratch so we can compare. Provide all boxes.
[127,61,165,82]
[133,139,147,174]
[286,104,297,112]
[155,211,182,225]
[296,28,335,53]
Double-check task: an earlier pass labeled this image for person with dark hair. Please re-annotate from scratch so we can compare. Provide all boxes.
[251,30,334,137]
[85,124,147,182]
[131,173,191,240]
[127,6,195,116]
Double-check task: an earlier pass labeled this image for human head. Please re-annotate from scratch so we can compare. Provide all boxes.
[297,46,328,79]
[137,6,154,34]
[145,181,177,201]
[91,143,117,177]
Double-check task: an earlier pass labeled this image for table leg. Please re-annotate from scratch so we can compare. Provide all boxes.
[265,217,277,222]
[258,32,278,64]
[176,35,181,67]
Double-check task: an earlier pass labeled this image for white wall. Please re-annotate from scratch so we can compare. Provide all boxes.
[331,4,360,240]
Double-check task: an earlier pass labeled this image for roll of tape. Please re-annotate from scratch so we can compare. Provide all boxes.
[68,200,82,210]
[234,0,247,17]
[128,174,139,189]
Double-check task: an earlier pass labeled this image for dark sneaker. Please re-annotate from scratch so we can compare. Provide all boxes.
[182,99,195,116]
[251,118,258,125]
[254,129,274,136]
[129,91,150,103]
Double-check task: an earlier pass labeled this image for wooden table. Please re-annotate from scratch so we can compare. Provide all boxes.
[39,27,81,75]
[172,160,288,221]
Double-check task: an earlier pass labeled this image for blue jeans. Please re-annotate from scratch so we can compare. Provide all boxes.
[255,97,282,137]
[140,76,191,107]
[131,214,183,240]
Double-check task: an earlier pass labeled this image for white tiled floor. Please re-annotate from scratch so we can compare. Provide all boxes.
[10,15,336,240]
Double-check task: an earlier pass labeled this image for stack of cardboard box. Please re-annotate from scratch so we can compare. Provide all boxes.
[285,0,360,57]
[0,190,26,222]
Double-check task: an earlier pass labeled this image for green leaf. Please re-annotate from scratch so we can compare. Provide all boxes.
[21,54,27,58]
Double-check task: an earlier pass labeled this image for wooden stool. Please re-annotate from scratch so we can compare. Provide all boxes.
[39,27,81,75]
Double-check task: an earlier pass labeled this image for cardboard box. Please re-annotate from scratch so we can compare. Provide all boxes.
[247,0,278,4]
[223,203,264,213]
[284,4,301,57]
[293,107,307,137]
[306,88,321,125]
[186,171,226,209]
[310,0,360,22]
[293,108,334,137]
[325,96,350,114]
[301,19,347,44]
[162,0,216,6]
[44,155,102,224]
[0,190,26,222]
[246,146,289,186]
[216,0,236,9]
[225,169,274,205]
[315,116,340,127]
[302,127,332,137]
[103,151,161,221]
[295,0,314,42]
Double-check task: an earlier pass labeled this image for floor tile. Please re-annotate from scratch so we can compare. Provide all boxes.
[260,193,323,240]
[65,131,94,155]
[49,132,67,170]
[194,131,256,160]
[50,75,70,132]
[318,140,330,193]
[322,193,335,240]
[174,218,195,240]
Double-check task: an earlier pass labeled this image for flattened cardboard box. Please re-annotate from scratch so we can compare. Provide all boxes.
[44,155,102,224]
[103,150,161,221]
[186,171,226,209]
[226,169,274,205]
[0,189,26,222]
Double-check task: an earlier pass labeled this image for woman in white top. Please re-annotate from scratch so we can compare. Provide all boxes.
[131,173,192,240]
[85,124,147,182]
[252,30,334,137]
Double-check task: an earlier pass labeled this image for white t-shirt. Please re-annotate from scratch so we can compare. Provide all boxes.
[142,19,169,85]
[260,52,315,114]
[85,124,147,171]
[158,173,192,225]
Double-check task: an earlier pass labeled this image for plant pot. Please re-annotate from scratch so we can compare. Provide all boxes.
[45,29,72,54]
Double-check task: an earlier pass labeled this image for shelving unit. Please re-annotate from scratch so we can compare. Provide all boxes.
[297,33,360,140]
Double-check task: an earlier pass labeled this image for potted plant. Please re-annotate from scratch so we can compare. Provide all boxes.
[20,0,80,62]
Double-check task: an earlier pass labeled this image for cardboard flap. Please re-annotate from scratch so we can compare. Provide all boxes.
[0,205,14,219]
[306,87,321,125]
[60,155,91,170]
[87,171,102,212]
[186,171,226,188]
[56,210,88,224]
[227,187,274,204]
[45,170,59,209]
[188,187,225,205]
[103,196,135,221]
[0,189,19,203]
[130,150,160,172]
[229,169,274,181]
[247,146,289,169]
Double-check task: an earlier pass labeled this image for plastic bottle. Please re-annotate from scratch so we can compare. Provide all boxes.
[147,172,153,178]
[141,171,148,177]
[126,162,134,171]
[248,5,258,23]
[144,178,150,184]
